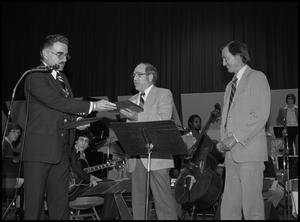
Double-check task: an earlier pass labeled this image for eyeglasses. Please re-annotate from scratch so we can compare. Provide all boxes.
[49,50,71,60]
[131,72,148,79]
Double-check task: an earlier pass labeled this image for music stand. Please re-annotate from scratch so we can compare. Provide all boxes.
[110,120,187,220]
[274,126,298,138]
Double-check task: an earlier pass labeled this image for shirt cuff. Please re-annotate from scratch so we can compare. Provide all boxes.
[88,102,93,114]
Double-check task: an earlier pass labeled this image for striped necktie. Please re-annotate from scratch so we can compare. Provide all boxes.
[56,72,70,97]
[225,76,238,128]
[228,76,238,111]
[139,92,145,107]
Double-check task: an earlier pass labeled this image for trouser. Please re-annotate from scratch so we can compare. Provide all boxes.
[23,158,70,220]
[131,159,178,220]
[221,157,265,220]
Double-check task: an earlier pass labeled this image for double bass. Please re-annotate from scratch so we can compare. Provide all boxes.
[174,103,223,211]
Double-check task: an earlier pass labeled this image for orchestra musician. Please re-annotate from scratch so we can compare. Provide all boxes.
[175,113,224,219]
[181,114,224,171]
[2,122,23,166]
[69,128,120,219]
[2,122,24,219]
[276,93,298,155]
[69,129,102,201]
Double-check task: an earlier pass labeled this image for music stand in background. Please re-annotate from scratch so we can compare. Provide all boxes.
[110,120,187,220]
[274,126,298,139]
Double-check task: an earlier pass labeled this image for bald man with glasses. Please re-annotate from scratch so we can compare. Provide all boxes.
[120,62,178,220]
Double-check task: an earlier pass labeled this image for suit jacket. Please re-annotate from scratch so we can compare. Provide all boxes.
[220,66,271,162]
[276,105,298,126]
[23,70,90,164]
[126,86,175,172]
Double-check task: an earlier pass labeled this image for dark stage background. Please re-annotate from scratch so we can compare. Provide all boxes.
[1,2,298,119]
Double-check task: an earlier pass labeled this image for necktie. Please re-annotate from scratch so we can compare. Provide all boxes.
[225,76,238,128]
[56,72,70,97]
[228,76,238,110]
[139,92,145,107]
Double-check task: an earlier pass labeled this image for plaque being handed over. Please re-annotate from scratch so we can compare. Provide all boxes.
[110,100,143,113]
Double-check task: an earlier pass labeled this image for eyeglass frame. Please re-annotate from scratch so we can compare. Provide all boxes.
[130,72,150,79]
[49,50,71,60]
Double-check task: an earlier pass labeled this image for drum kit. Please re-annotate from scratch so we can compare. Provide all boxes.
[93,128,124,157]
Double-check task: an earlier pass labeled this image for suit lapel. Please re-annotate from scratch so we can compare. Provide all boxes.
[143,86,157,109]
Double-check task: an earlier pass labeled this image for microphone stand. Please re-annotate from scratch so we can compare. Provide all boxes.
[282,123,291,220]
[2,67,49,147]
[2,66,50,220]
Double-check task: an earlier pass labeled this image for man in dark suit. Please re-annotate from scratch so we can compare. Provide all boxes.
[23,34,116,219]
[120,62,178,219]
[217,41,271,219]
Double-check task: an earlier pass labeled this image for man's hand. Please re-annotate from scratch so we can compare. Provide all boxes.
[94,100,116,112]
[120,108,138,121]
[75,117,90,130]
[217,136,237,152]
[222,135,237,149]
[89,175,102,187]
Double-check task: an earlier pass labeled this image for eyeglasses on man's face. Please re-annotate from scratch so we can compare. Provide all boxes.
[49,50,71,60]
[131,72,149,79]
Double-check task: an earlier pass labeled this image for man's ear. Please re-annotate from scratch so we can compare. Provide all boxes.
[148,73,154,82]
[41,49,48,60]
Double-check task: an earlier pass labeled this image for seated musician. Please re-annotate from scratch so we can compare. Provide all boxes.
[2,122,22,162]
[69,129,102,201]
[182,114,224,171]
[69,128,120,220]
[2,122,24,218]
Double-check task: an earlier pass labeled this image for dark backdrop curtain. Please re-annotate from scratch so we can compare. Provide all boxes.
[1,2,298,119]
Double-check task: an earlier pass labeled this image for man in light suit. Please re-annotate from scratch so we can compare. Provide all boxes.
[120,62,178,220]
[217,41,271,219]
[23,34,116,219]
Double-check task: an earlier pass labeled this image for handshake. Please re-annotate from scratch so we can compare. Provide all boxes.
[92,99,117,112]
